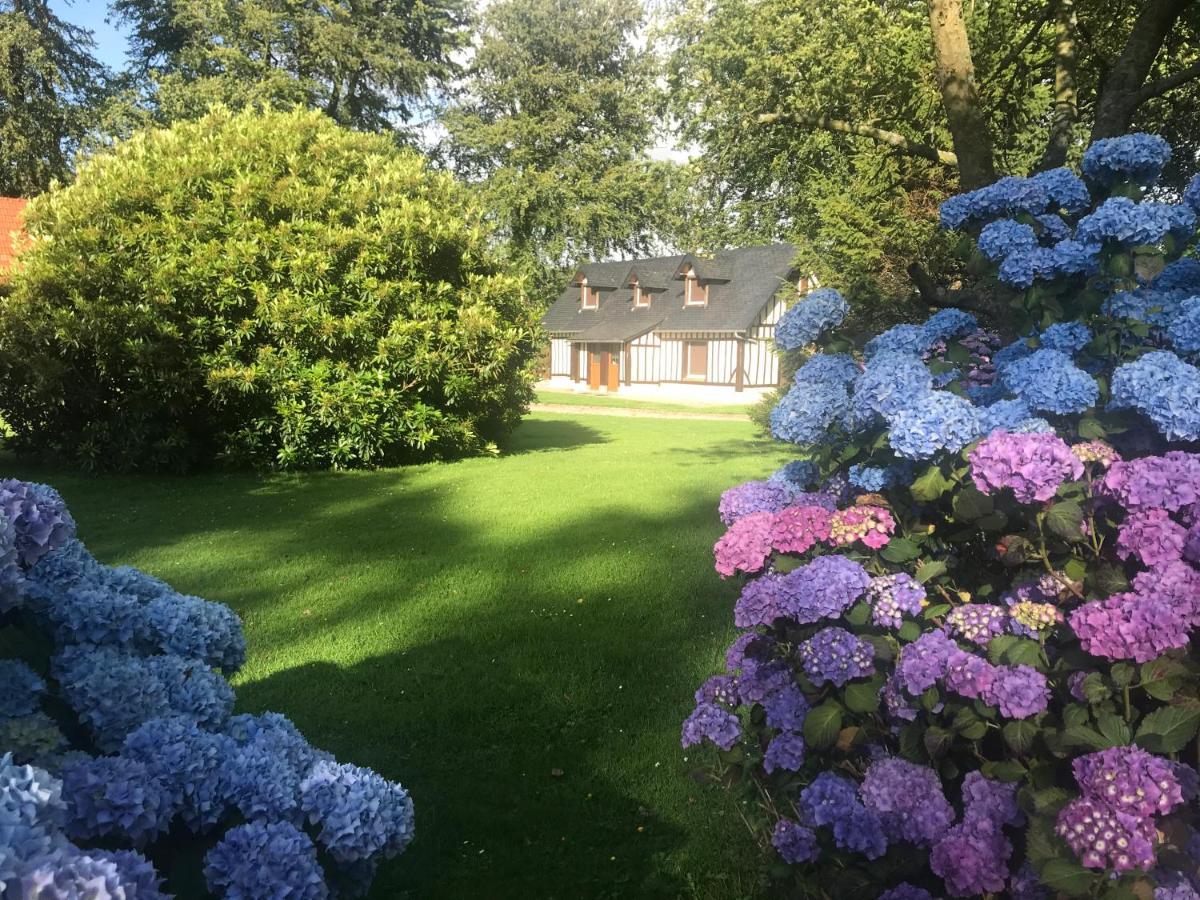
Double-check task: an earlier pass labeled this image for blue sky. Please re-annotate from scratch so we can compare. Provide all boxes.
[51,1,130,69]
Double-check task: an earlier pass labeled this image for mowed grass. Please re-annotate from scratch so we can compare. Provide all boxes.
[535,388,754,416]
[6,413,793,899]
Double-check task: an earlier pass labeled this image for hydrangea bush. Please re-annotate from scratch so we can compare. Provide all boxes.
[0,479,414,897]
[685,134,1200,899]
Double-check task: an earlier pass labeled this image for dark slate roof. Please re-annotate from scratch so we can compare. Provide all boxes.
[544,244,797,337]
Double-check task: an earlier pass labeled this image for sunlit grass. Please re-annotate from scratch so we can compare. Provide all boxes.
[6,413,793,899]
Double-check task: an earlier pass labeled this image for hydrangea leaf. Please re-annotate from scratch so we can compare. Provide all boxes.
[801,701,843,750]
[1002,720,1037,754]
[951,486,994,522]
[1039,858,1099,897]
[879,537,921,562]
[1095,712,1131,747]
[1134,706,1200,753]
[1044,501,1085,542]
[913,560,947,584]
[909,465,956,502]
[842,676,883,714]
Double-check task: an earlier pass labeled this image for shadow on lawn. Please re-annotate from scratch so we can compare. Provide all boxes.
[498,416,609,455]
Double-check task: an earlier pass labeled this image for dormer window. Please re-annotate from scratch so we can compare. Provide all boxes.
[581,277,598,309]
[684,267,707,307]
[632,277,649,308]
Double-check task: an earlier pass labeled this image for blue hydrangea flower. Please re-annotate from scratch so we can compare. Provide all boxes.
[1035,213,1071,243]
[1075,197,1196,246]
[1038,322,1091,353]
[300,760,415,863]
[998,246,1055,288]
[978,398,1036,434]
[0,754,67,882]
[775,288,849,350]
[1001,349,1099,415]
[798,626,875,686]
[142,594,246,672]
[847,462,914,492]
[770,379,849,445]
[1110,350,1200,441]
[204,820,330,900]
[865,324,930,358]
[847,351,933,428]
[1168,297,1200,354]
[11,848,141,899]
[226,713,329,823]
[1185,173,1200,213]
[121,716,236,832]
[47,587,144,649]
[19,539,102,615]
[0,481,77,570]
[768,460,820,489]
[1104,287,1189,327]
[763,732,807,774]
[99,565,173,602]
[91,849,170,899]
[798,772,888,859]
[939,176,1050,231]
[1081,133,1171,186]
[887,391,982,459]
[61,755,173,846]
[1048,239,1102,277]
[922,308,978,342]
[1030,166,1091,213]
[977,219,1037,261]
[793,353,861,386]
[0,660,45,719]
[1154,258,1200,293]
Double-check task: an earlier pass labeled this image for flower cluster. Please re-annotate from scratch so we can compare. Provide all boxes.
[686,133,1200,900]
[775,288,850,350]
[0,479,416,896]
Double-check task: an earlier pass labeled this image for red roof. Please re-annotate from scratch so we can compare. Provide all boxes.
[0,197,28,277]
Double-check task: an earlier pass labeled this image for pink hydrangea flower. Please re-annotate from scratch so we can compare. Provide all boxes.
[1115,508,1187,567]
[969,431,1083,503]
[770,505,832,555]
[713,511,774,577]
[828,505,895,549]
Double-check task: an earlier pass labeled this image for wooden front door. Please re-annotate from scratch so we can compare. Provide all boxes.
[685,340,708,381]
[586,347,620,392]
[587,351,603,389]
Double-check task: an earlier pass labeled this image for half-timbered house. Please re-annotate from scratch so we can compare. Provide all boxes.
[542,243,809,397]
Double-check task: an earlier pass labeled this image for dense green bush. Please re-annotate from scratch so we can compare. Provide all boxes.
[0,107,542,471]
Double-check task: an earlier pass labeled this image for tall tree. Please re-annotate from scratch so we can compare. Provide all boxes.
[109,0,469,134]
[0,0,107,195]
[441,0,680,276]
[668,0,1200,320]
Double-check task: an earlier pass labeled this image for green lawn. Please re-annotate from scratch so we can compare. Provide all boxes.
[6,413,793,899]
[535,389,755,416]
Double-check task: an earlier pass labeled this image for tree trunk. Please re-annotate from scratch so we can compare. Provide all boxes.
[927,0,996,189]
[1091,0,1195,140]
[1039,0,1077,170]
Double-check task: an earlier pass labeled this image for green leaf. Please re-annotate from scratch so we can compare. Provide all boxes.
[983,759,1027,782]
[914,559,947,583]
[803,701,844,750]
[975,511,1008,532]
[1005,638,1047,669]
[1140,658,1188,701]
[1110,663,1135,687]
[1003,720,1037,754]
[951,486,993,522]
[880,538,921,563]
[1096,711,1131,746]
[1135,706,1200,753]
[923,725,952,758]
[1063,557,1088,582]
[1062,703,1090,727]
[1045,500,1085,542]
[952,706,987,741]
[909,464,955,502]
[897,621,921,642]
[1063,724,1109,750]
[1077,415,1106,439]
[1040,858,1098,897]
[1031,787,1072,815]
[986,634,1019,664]
[1085,563,1129,597]
[843,677,883,714]
[843,602,871,626]
[1080,672,1111,704]
[922,603,951,619]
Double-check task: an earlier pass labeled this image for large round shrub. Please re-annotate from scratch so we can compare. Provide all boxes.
[0,107,542,471]
[687,136,1200,899]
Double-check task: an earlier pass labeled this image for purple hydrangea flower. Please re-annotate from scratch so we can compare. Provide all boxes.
[1069,590,1192,662]
[969,431,1083,503]
[865,573,926,628]
[982,665,1050,719]
[930,816,1012,897]
[1102,452,1200,513]
[895,631,958,696]
[942,649,998,700]
[1055,796,1155,871]
[763,732,806,774]
[762,682,809,731]
[1071,746,1185,818]
[860,757,954,846]
[694,675,739,707]
[773,555,870,624]
[945,605,1009,646]
[879,885,937,900]
[771,818,820,863]
[798,627,875,687]
[681,702,740,751]
[719,480,797,525]
[1116,508,1187,567]
[961,771,1021,826]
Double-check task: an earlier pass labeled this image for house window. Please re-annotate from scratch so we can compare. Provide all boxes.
[684,268,707,307]
[581,277,597,309]
[685,341,708,380]
[632,279,649,308]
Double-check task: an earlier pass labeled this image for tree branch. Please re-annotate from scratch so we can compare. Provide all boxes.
[906,263,992,314]
[755,111,958,167]
[1134,58,1200,103]
[991,0,1056,76]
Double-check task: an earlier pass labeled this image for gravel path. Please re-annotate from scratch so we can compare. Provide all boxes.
[530,402,751,421]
